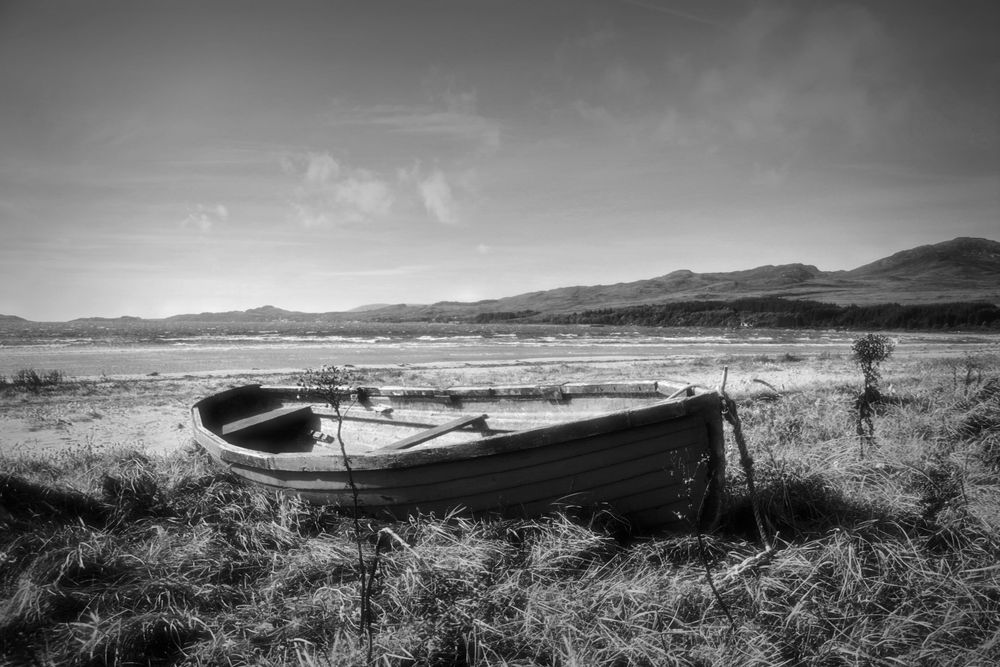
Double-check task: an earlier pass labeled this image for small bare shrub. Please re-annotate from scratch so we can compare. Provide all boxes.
[297,365,377,656]
[852,333,895,456]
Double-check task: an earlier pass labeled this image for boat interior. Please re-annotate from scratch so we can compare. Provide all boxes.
[199,381,699,456]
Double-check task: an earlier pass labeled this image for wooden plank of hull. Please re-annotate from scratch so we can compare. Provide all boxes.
[477,477,710,530]
[227,435,709,508]
[214,413,707,494]
[222,425,715,529]
[226,420,706,498]
[232,451,708,515]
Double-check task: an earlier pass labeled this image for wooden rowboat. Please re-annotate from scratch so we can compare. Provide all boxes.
[191,380,726,531]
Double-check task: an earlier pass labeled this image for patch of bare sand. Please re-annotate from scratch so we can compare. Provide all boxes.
[0,374,242,458]
[0,406,189,455]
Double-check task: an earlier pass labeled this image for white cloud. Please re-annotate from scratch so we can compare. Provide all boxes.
[417,169,458,225]
[289,153,479,228]
[397,163,477,226]
[290,152,394,225]
[328,93,501,156]
[304,152,340,185]
[333,175,393,219]
[290,202,329,228]
[317,264,432,278]
[181,203,228,232]
[379,105,500,154]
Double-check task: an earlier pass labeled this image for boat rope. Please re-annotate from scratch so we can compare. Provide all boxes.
[719,367,773,551]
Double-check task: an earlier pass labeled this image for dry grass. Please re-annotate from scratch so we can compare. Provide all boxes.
[1,352,999,665]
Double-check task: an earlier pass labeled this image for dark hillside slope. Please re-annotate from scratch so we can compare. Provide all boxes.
[828,237,1000,304]
[361,238,1000,320]
[848,237,1000,279]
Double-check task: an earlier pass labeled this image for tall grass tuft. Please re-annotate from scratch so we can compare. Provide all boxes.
[0,368,65,393]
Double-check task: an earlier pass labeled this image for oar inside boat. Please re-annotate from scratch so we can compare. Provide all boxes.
[376,413,489,452]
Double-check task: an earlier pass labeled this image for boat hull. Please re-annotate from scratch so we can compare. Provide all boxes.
[192,382,725,531]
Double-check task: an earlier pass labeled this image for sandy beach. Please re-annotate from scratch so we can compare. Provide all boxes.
[2,342,985,459]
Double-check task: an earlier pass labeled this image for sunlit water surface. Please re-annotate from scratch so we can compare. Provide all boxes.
[1,324,996,377]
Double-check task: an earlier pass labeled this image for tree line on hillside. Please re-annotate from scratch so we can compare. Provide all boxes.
[467,298,1000,330]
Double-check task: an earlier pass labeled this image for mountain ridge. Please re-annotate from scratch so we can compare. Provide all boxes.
[368,237,997,319]
[4,237,997,323]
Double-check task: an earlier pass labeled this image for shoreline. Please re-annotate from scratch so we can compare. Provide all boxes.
[2,344,996,459]
[0,356,776,459]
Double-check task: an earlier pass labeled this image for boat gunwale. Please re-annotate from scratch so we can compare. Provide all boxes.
[192,384,722,473]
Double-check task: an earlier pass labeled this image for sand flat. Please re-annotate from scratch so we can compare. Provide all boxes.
[3,338,997,459]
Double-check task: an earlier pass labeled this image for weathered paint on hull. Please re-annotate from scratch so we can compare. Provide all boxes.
[192,383,725,531]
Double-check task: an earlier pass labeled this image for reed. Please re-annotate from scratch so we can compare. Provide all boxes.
[0,368,65,393]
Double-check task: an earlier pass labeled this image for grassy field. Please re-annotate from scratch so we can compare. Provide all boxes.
[1,350,999,666]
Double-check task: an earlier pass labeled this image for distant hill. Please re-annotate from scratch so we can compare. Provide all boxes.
[850,237,1000,278]
[69,315,143,324]
[3,238,998,325]
[347,303,393,313]
[163,305,330,323]
[355,237,1000,321]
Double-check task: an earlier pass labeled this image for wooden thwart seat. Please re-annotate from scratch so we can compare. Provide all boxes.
[376,414,489,452]
[221,406,316,439]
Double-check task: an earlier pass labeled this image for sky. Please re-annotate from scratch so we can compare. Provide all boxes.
[1,0,998,320]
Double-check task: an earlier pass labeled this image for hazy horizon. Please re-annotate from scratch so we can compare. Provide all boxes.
[2,1,998,320]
